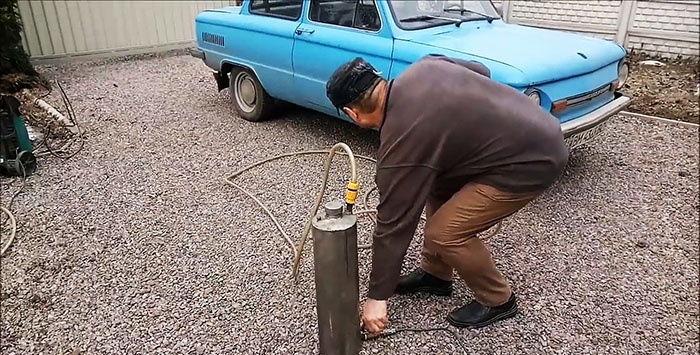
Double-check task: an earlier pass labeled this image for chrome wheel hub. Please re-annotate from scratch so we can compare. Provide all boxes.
[235,73,256,112]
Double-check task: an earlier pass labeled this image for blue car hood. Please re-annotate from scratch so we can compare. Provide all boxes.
[403,22,626,85]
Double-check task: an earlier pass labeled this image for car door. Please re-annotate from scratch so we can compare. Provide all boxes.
[291,0,394,119]
[239,0,304,102]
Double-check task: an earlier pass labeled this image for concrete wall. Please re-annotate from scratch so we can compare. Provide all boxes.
[17,1,237,63]
[495,0,699,58]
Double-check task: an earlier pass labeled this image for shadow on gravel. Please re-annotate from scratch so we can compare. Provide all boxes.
[214,89,382,156]
[275,102,381,148]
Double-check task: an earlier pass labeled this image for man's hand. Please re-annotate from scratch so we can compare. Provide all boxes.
[361,299,388,333]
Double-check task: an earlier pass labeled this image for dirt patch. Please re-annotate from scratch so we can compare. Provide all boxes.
[623,52,699,124]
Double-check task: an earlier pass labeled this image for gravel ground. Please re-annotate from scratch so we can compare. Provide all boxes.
[1,53,698,355]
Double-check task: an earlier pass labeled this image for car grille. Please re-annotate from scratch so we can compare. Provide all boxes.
[563,83,613,109]
[202,32,225,47]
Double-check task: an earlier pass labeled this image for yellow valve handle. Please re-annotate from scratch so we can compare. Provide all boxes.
[345,181,359,206]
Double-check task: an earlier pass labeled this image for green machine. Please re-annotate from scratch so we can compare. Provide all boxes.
[0,95,37,177]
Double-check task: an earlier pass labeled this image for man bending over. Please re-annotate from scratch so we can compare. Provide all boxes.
[325,55,569,334]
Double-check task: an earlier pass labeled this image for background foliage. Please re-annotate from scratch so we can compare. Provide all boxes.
[0,0,42,92]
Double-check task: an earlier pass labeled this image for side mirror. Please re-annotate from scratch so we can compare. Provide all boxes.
[495,4,503,17]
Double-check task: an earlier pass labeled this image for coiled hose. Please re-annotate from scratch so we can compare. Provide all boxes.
[1,206,17,256]
[225,143,376,280]
[224,143,502,280]
[1,80,83,258]
[224,143,505,353]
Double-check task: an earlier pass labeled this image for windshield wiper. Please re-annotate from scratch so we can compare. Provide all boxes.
[443,8,497,25]
[400,14,458,23]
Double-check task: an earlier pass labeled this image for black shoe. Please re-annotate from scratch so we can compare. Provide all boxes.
[447,293,518,328]
[394,268,452,296]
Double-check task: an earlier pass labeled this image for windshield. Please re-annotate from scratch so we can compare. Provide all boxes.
[388,0,500,29]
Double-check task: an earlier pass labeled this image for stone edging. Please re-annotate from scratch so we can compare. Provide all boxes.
[619,111,699,129]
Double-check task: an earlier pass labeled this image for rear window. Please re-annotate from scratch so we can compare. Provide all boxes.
[250,0,303,20]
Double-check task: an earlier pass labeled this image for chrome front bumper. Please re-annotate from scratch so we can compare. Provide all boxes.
[561,92,632,138]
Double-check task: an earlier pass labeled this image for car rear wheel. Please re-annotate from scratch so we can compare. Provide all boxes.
[229,67,275,122]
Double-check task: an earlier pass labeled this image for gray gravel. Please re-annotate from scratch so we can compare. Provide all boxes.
[1,53,698,355]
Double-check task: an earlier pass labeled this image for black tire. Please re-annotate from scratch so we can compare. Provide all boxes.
[229,67,276,122]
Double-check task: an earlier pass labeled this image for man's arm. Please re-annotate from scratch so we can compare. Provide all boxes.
[367,164,437,300]
[422,54,491,78]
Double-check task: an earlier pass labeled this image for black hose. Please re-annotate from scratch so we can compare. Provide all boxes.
[362,326,470,354]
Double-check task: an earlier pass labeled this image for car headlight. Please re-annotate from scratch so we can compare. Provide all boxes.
[525,89,541,106]
[616,61,629,89]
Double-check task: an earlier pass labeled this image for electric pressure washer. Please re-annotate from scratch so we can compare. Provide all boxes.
[0,95,36,177]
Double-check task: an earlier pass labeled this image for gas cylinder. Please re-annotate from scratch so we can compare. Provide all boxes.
[311,200,361,355]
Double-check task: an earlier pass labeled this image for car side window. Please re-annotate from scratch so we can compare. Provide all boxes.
[309,0,381,31]
[250,0,303,20]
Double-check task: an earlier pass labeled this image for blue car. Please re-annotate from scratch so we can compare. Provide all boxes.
[191,0,632,149]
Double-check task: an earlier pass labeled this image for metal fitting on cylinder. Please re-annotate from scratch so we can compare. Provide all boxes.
[312,200,360,355]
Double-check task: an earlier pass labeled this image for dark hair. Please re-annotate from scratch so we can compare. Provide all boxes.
[326,57,382,111]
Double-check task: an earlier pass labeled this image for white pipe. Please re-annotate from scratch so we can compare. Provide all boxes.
[35,98,80,135]
[22,90,80,135]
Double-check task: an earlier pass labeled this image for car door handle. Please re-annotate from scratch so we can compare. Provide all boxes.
[295,28,315,35]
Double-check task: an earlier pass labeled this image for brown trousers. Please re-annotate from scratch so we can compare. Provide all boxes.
[420,183,542,307]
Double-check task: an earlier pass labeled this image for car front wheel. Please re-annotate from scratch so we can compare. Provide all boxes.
[229,67,276,122]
